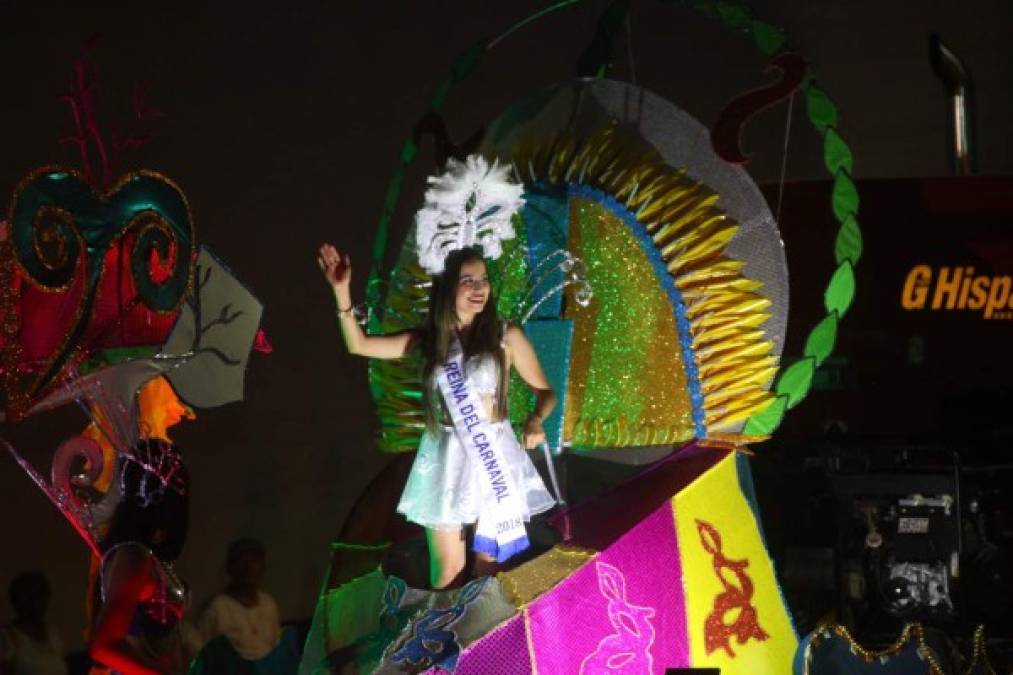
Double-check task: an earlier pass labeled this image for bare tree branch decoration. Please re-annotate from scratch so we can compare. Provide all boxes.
[184,263,245,367]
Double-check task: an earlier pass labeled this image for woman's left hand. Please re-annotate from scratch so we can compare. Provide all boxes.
[522,414,546,450]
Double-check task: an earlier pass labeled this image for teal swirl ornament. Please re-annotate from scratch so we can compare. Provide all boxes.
[8,167,194,396]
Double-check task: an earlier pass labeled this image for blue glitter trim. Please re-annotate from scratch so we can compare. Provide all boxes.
[566,183,707,437]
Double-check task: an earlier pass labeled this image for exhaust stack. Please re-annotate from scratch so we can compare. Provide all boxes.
[930,34,975,175]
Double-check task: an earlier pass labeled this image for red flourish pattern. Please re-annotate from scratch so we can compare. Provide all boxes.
[696,519,769,657]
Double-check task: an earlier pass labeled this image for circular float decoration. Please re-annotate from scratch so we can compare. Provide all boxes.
[366,0,861,453]
[372,79,785,455]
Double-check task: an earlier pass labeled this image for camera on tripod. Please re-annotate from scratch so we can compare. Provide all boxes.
[828,446,961,631]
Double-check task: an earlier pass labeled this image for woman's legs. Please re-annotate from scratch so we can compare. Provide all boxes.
[426,527,467,589]
[472,553,498,578]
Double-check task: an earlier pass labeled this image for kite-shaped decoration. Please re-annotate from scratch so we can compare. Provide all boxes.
[161,247,264,409]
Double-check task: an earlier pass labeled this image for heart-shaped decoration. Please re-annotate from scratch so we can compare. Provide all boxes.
[2,167,194,416]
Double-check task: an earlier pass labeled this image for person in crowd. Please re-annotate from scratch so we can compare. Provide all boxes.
[89,439,191,675]
[196,539,280,661]
[189,539,297,674]
[0,571,69,675]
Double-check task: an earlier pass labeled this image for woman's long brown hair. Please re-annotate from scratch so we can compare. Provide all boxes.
[422,247,508,432]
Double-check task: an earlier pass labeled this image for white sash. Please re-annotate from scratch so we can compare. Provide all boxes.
[435,335,529,561]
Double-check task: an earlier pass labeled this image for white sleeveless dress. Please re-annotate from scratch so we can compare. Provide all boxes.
[396,352,556,529]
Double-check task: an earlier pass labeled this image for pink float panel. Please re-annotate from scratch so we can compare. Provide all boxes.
[452,613,531,674]
[526,503,689,673]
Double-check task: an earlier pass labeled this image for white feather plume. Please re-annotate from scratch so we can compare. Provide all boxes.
[415,155,524,275]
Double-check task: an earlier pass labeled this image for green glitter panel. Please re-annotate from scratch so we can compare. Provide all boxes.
[486,217,538,433]
[564,197,696,449]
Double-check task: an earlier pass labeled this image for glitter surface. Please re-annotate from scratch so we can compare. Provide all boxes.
[377,121,783,451]
[564,197,696,449]
[489,222,540,435]
[518,320,572,451]
[497,545,595,608]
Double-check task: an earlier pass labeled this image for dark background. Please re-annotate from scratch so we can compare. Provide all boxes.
[2,0,1012,650]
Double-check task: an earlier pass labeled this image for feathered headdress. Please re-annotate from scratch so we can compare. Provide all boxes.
[415,155,524,274]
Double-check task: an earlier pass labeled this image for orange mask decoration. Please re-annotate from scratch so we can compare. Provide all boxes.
[81,376,194,492]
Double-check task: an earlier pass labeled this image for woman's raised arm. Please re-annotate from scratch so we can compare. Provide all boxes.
[317,244,418,359]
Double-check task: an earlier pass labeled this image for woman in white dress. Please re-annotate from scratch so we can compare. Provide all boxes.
[317,158,557,589]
